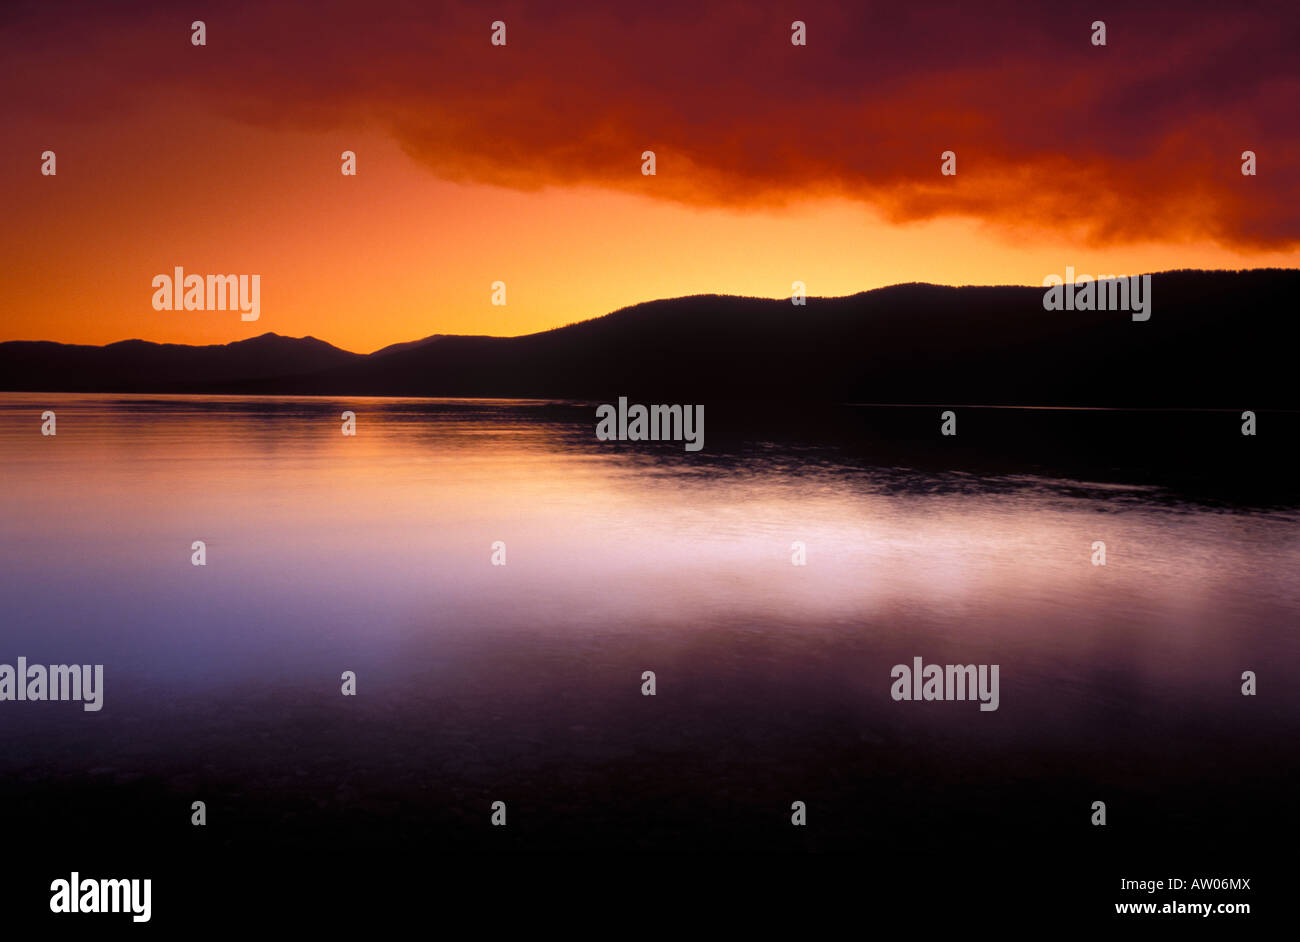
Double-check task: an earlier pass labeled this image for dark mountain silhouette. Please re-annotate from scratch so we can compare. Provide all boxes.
[0,332,360,392]
[368,334,449,358]
[2,270,1295,407]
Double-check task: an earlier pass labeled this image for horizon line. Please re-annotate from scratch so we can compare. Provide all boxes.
[3,266,1294,354]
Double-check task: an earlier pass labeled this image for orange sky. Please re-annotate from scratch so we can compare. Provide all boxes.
[2,1,1297,353]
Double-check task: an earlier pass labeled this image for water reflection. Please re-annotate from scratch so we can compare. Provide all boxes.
[0,394,1296,852]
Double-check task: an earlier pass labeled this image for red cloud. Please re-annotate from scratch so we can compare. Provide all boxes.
[5,0,1297,249]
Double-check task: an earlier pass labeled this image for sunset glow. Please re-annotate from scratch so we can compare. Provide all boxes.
[3,0,1297,351]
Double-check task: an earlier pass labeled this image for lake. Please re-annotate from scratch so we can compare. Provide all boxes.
[1,394,1295,888]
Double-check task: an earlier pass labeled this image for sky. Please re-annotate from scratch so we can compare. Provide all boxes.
[2,0,1297,352]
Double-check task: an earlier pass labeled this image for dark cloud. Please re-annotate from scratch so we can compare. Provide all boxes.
[5,0,1297,248]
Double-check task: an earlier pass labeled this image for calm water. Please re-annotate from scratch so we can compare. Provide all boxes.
[1,394,1297,860]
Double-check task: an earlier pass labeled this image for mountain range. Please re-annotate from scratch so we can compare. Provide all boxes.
[1,269,1295,407]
